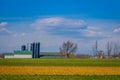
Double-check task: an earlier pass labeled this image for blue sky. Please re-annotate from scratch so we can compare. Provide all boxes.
[0,0,120,54]
[0,0,120,19]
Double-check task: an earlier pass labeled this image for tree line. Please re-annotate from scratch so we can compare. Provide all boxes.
[60,40,120,58]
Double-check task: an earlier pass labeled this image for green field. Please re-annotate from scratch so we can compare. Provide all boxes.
[0,58,120,66]
[0,75,120,80]
[0,58,120,80]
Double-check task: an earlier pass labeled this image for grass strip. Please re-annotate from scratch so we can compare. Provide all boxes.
[0,75,120,80]
[0,58,120,66]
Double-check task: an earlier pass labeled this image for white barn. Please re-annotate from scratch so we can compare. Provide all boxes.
[4,50,32,58]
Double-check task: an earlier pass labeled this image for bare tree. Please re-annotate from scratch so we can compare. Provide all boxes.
[97,50,104,59]
[106,41,112,58]
[113,43,120,55]
[60,41,77,58]
[92,40,98,57]
[113,43,120,58]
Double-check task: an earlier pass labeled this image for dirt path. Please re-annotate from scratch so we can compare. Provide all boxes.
[0,66,120,75]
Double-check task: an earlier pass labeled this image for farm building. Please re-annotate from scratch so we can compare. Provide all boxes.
[4,51,61,58]
[4,42,62,58]
[4,42,40,58]
[14,50,32,58]
[4,53,14,58]
[4,50,32,58]
[40,52,62,58]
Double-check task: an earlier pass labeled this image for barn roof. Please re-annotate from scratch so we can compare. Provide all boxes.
[40,52,60,56]
[14,50,32,55]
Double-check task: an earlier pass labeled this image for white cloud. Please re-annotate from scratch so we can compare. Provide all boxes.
[30,17,110,39]
[31,17,86,31]
[35,17,64,26]
[113,28,120,33]
[0,22,8,27]
[13,33,26,37]
[87,26,101,30]
[79,29,102,37]
[0,28,12,35]
[21,33,26,36]
[0,22,11,35]
[78,25,103,37]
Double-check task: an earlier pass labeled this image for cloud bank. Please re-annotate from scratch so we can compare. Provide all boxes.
[0,17,120,54]
[0,22,8,27]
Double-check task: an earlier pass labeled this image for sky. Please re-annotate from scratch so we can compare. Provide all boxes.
[0,0,120,54]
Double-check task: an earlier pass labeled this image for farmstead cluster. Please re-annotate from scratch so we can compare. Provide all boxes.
[3,42,61,58]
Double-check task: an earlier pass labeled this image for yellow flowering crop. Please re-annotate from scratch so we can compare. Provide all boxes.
[0,66,120,75]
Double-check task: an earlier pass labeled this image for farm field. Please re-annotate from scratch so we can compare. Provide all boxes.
[0,66,120,75]
[0,58,120,80]
[0,58,120,66]
[0,75,120,80]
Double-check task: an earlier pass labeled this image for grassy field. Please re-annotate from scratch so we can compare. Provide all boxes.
[0,58,120,66]
[0,75,120,80]
[0,58,120,80]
